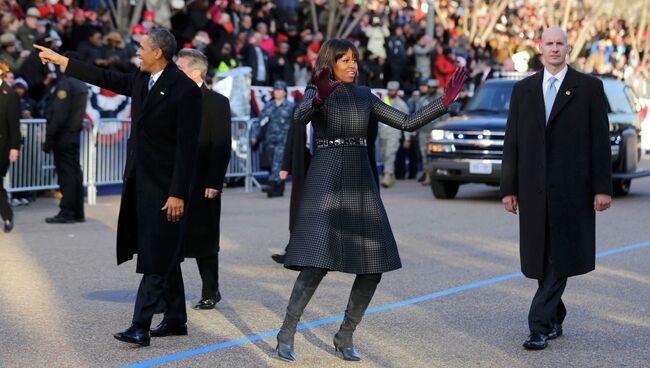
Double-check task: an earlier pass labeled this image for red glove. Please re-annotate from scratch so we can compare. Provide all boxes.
[311,66,342,108]
[441,67,468,108]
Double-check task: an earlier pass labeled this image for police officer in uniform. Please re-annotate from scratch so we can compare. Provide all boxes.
[254,80,294,197]
[43,52,88,223]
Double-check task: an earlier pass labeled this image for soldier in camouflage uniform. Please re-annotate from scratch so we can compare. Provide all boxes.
[379,81,410,188]
[258,80,294,197]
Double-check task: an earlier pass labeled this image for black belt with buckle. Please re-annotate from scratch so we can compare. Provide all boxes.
[315,137,367,148]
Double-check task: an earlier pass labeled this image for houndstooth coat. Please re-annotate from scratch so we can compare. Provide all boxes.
[284,83,446,274]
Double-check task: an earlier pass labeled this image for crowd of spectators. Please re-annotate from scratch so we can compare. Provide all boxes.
[0,0,646,119]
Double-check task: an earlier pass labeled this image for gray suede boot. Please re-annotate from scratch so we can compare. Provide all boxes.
[276,268,327,362]
[333,273,382,361]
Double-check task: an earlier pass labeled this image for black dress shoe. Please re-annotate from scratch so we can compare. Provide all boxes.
[114,325,150,346]
[271,253,286,264]
[547,323,563,340]
[193,293,221,310]
[3,219,13,233]
[45,214,75,224]
[75,216,86,223]
[523,333,547,350]
[334,340,361,361]
[151,321,188,337]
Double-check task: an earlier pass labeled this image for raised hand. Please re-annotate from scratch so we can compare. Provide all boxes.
[33,44,68,67]
[311,66,342,108]
[441,67,468,108]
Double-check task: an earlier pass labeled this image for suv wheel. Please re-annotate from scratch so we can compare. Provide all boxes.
[430,180,459,199]
[613,179,631,197]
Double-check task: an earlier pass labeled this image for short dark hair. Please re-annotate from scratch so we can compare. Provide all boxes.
[147,28,177,61]
[312,39,359,82]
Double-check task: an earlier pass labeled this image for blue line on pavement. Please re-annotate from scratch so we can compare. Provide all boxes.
[124,241,650,368]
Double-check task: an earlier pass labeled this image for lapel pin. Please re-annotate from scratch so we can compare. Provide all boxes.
[160,91,165,95]
[565,90,571,96]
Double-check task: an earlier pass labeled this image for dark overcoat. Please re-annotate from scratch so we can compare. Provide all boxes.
[184,85,232,257]
[500,67,612,279]
[0,82,20,175]
[66,59,202,274]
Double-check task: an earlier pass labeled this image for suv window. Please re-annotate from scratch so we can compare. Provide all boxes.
[601,79,634,114]
[465,83,513,114]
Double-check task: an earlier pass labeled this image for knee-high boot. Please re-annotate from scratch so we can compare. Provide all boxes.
[276,268,327,361]
[334,273,382,361]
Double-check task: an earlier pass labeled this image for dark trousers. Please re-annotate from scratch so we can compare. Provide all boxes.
[132,264,187,329]
[528,220,568,335]
[196,254,219,300]
[53,142,84,218]
[395,136,418,179]
[0,164,12,221]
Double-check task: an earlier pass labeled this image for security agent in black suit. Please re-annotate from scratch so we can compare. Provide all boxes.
[0,59,20,233]
[501,27,612,350]
[175,48,232,310]
[271,112,379,264]
[43,52,88,224]
[35,29,203,347]
[472,57,495,91]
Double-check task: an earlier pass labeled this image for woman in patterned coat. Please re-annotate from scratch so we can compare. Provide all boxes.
[276,39,467,362]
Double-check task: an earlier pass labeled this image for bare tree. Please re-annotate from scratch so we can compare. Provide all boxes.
[111,0,147,37]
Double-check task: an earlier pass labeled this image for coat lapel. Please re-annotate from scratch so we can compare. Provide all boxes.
[547,66,579,127]
[137,62,176,123]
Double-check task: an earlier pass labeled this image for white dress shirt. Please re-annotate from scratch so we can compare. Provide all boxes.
[542,64,568,101]
[149,69,164,86]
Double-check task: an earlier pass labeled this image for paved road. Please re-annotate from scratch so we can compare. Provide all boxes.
[1,160,649,368]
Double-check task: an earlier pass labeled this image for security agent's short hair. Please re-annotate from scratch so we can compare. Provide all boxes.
[147,28,177,62]
[177,48,209,80]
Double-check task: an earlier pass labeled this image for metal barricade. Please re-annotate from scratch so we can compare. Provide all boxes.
[84,117,132,204]
[7,119,60,193]
[228,117,265,191]
[6,116,265,204]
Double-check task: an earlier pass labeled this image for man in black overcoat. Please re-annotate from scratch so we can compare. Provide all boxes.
[176,48,232,310]
[35,29,202,347]
[0,59,20,233]
[500,27,612,350]
[271,112,379,264]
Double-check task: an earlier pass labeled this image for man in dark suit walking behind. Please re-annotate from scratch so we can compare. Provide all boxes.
[501,27,612,350]
[35,29,202,347]
[175,48,232,310]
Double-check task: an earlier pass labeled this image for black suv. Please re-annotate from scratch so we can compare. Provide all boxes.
[426,77,649,199]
